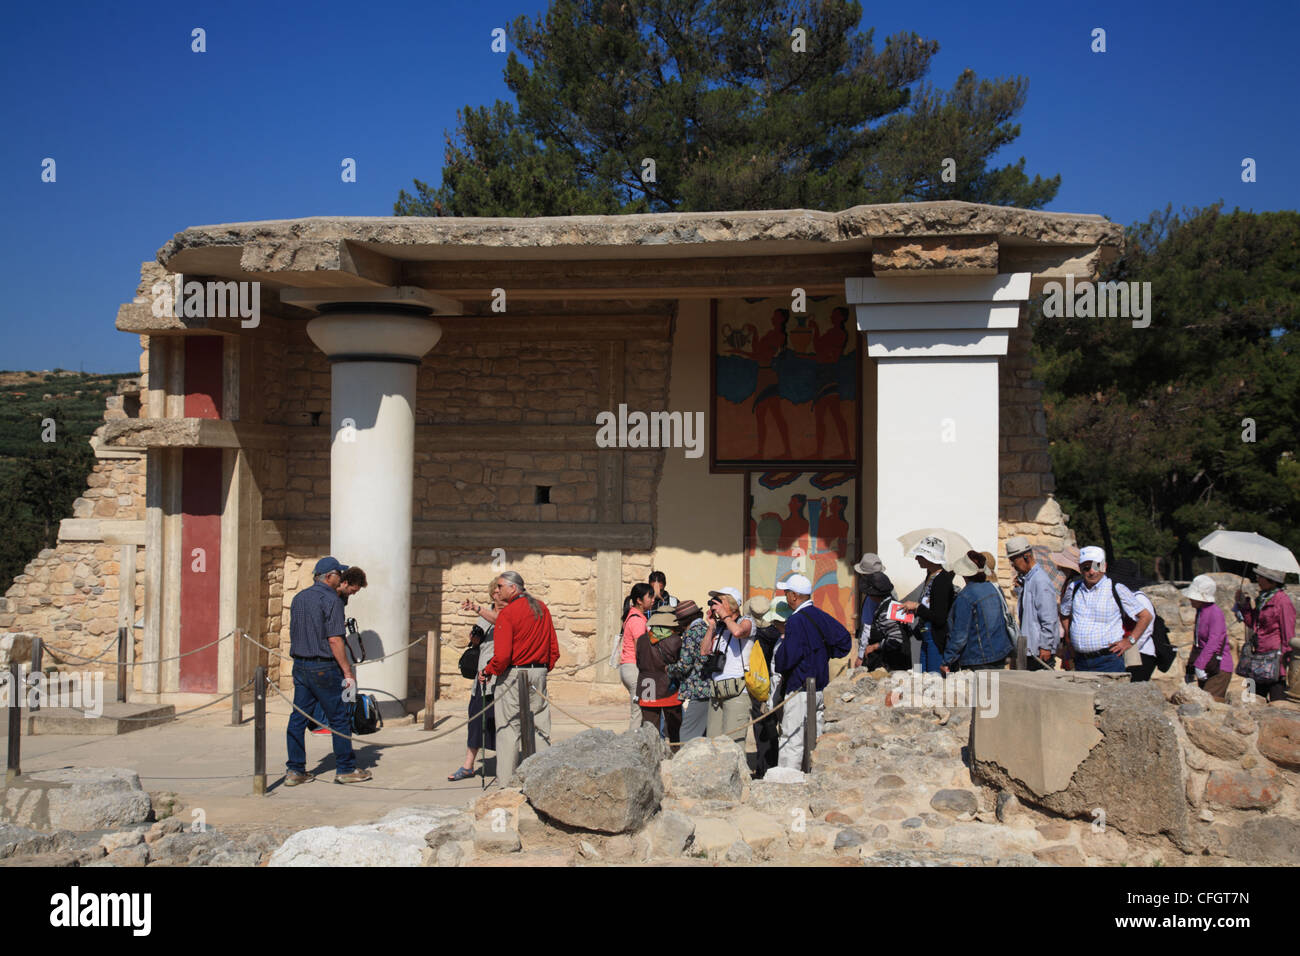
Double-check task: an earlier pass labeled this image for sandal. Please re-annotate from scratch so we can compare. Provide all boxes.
[447,766,475,781]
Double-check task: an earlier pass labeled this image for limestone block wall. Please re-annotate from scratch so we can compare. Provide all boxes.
[0,378,148,677]
[0,544,145,675]
[995,318,1074,597]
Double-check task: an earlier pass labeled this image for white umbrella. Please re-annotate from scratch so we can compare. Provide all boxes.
[1197,530,1300,577]
[897,528,975,571]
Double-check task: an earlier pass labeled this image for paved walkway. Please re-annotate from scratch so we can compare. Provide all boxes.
[4,697,639,832]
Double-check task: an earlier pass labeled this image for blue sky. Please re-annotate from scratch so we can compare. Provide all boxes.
[2,0,1296,372]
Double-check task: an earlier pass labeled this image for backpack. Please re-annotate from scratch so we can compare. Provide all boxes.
[745,639,771,702]
[350,692,383,735]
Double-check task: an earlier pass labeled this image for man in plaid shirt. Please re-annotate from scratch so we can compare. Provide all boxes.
[1059,546,1153,674]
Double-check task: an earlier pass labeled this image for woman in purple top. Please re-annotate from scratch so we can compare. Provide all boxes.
[1235,566,1296,702]
[1182,575,1232,701]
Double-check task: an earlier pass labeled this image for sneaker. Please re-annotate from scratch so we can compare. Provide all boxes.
[335,768,373,784]
[284,770,313,787]
[311,727,332,735]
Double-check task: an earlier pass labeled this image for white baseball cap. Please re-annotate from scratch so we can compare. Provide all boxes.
[777,573,813,595]
[1079,546,1106,567]
[707,587,742,605]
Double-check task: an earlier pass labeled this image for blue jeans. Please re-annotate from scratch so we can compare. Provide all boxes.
[286,660,355,774]
[919,625,943,673]
[1074,650,1126,673]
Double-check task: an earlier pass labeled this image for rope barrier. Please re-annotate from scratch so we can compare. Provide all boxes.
[532,685,794,748]
[42,636,120,664]
[36,629,236,668]
[241,630,426,666]
[264,680,494,747]
[33,678,254,722]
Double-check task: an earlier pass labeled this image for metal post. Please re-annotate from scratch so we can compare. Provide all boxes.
[424,632,441,731]
[801,676,816,774]
[1015,633,1028,671]
[231,630,243,726]
[6,662,20,782]
[253,665,266,795]
[518,670,536,760]
[116,626,128,703]
[29,638,43,714]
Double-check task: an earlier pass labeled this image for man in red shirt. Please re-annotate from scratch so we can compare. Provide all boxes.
[480,570,561,780]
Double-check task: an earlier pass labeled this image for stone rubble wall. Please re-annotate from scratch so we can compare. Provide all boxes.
[996,316,1073,598]
[0,369,147,678]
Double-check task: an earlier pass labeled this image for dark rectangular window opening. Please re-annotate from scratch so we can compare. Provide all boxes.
[535,485,551,504]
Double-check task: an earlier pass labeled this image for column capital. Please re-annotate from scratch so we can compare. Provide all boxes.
[846,272,1031,359]
[306,309,442,364]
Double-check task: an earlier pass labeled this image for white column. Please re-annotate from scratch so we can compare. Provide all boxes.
[307,309,441,716]
[846,274,1030,598]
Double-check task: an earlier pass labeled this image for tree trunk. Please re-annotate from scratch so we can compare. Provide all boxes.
[1094,499,1115,562]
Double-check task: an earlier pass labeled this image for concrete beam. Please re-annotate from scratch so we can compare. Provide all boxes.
[57,519,147,546]
[402,252,868,299]
[259,519,653,551]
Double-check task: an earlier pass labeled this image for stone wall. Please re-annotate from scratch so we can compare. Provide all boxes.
[0,378,147,678]
[995,316,1073,597]
[0,544,145,676]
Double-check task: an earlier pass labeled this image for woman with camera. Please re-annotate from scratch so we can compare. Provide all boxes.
[702,588,757,744]
[447,582,504,782]
[666,600,710,742]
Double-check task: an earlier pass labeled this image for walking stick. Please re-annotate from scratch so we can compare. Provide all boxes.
[480,674,489,790]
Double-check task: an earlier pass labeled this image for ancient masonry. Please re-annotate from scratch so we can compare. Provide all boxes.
[2,318,1067,694]
[3,202,1126,705]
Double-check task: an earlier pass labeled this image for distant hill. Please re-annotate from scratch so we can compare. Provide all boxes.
[0,370,137,588]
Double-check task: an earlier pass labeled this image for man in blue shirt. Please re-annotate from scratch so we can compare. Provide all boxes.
[773,573,851,770]
[285,556,372,786]
[1006,536,1058,669]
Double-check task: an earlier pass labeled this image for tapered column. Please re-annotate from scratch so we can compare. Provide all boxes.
[846,273,1030,598]
[307,306,441,715]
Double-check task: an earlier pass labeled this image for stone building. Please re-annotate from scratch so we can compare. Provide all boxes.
[0,202,1122,712]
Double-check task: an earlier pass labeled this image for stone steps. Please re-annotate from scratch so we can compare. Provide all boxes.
[13,701,175,735]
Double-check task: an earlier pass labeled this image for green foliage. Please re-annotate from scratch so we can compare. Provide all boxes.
[0,373,133,587]
[396,0,1059,216]
[1033,205,1300,579]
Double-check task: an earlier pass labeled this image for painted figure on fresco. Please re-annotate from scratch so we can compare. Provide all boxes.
[748,309,794,459]
[809,494,849,623]
[715,301,856,464]
[811,308,852,459]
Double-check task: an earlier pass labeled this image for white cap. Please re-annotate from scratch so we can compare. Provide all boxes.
[708,587,742,605]
[1079,546,1106,567]
[777,573,813,595]
[908,535,946,565]
[1181,574,1218,603]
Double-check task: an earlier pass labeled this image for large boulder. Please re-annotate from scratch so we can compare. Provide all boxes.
[972,673,1194,850]
[662,736,749,802]
[2,767,152,831]
[269,806,468,867]
[1257,711,1300,771]
[512,725,665,834]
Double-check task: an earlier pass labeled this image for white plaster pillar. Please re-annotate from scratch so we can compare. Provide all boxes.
[306,307,441,715]
[845,274,1030,599]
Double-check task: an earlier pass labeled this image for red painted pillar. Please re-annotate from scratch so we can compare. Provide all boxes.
[180,337,224,693]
